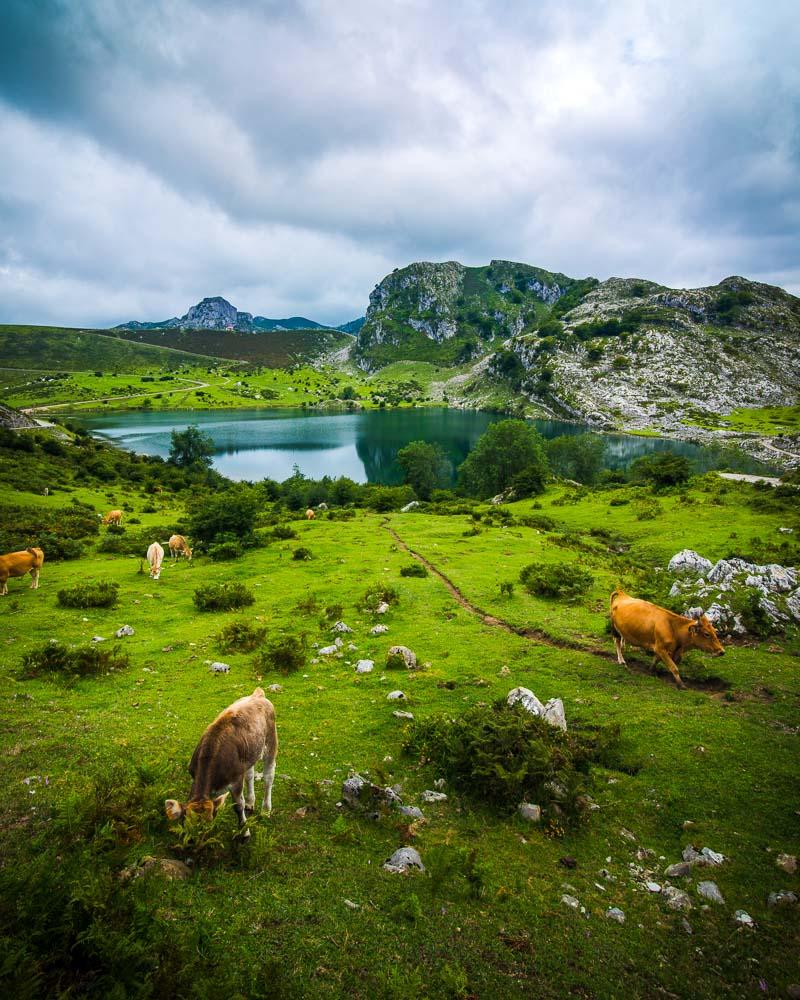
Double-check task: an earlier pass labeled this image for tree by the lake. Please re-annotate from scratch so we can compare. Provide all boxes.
[546,433,607,484]
[397,440,452,500]
[168,425,214,469]
[630,451,692,488]
[187,484,260,546]
[458,419,549,498]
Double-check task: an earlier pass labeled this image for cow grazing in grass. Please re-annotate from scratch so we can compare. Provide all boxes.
[305,508,316,520]
[147,542,164,580]
[609,589,724,688]
[165,688,278,838]
[102,509,123,526]
[0,548,44,596]
[168,534,192,561]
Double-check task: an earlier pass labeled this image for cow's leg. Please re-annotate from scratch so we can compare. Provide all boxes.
[0,578,7,596]
[30,568,40,590]
[230,777,250,838]
[653,645,686,688]
[614,635,627,665]
[261,749,277,816]
[244,766,256,815]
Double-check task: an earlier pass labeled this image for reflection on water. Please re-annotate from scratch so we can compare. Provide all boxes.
[71,408,777,483]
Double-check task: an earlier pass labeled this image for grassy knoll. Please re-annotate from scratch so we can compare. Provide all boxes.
[687,404,800,436]
[0,451,798,997]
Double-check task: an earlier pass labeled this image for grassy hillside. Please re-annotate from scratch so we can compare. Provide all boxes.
[0,431,798,998]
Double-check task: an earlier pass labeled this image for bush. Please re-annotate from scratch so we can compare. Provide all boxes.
[361,583,399,610]
[187,486,259,546]
[106,523,126,535]
[292,547,312,561]
[37,532,84,561]
[499,581,514,597]
[400,563,428,578]
[208,541,243,561]
[519,562,593,599]
[20,641,130,679]
[57,580,119,608]
[630,451,692,488]
[193,582,255,612]
[404,701,620,820]
[216,619,267,653]
[254,633,307,675]
[518,514,557,531]
[271,524,298,540]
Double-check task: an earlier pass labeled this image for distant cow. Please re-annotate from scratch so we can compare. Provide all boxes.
[305,508,316,520]
[610,589,724,688]
[165,687,278,838]
[147,542,164,580]
[102,510,123,526]
[168,534,192,561]
[0,547,44,596]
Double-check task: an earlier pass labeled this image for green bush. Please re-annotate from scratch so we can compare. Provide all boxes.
[37,532,84,561]
[208,541,243,561]
[499,581,514,597]
[519,562,593,599]
[518,514,557,531]
[57,580,119,608]
[292,546,312,561]
[630,451,692,488]
[193,582,255,612]
[400,563,428,578]
[254,633,307,675]
[20,641,130,679]
[361,583,399,610]
[271,524,298,540]
[216,619,267,653]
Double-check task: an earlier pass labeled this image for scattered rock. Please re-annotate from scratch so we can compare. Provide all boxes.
[121,857,192,882]
[665,862,694,878]
[767,890,798,908]
[392,710,414,720]
[776,853,797,874]
[386,645,417,670]
[645,881,662,893]
[542,698,567,731]
[421,790,447,803]
[507,687,568,730]
[606,906,625,924]
[383,847,424,873]
[370,624,389,635]
[619,828,637,843]
[662,885,692,911]
[376,602,390,615]
[332,621,353,634]
[697,881,725,905]
[401,501,420,512]
[561,894,581,911]
[518,803,542,822]
[387,690,406,701]
[267,684,282,692]
[668,549,713,578]
[318,644,339,656]
[115,625,135,638]
[209,662,230,674]
[342,773,401,812]
[734,910,755,928]
[91,636,105,643]
[343,898,359,910]
[700,847,725,865]
[355,659,374,673]
[560,856,578,870]
[398,805,425,820]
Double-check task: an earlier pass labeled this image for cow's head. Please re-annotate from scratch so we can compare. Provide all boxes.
[688,616,725,655]
[164,792,228,823]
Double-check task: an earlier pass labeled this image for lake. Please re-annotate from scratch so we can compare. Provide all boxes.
[71,408,776,483]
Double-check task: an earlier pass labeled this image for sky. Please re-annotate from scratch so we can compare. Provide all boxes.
[0,0,798,328]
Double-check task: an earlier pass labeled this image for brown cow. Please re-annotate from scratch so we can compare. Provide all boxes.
[0,547,44,596]
[168,534,192,561]
[305,508,315,520]
[165,688,278,838]
[102,509,123,526]
[610,589,724,688]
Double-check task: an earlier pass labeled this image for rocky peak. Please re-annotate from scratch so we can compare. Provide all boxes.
[182,297,252,331]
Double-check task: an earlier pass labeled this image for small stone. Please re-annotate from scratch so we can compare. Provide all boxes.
[646,881,662,893]
[383,847,424,873]
[560,856,578,869]
[318,644,338,656]
[421,790,447,803]
[332,621,353,634]
[209,661,230,674]
[699,847,725,865]
[681,918,693,935]
[386,645,417,670]
[507,686,545,715]
[434,778,446,789]
[343,899,360,910]
[387,690,406,700]
[636,847,655,861]
[776,853,797,874]
[355,659,374,673]
[392,710,414,720]
[620,828,637,843]
[697,881,725,905]
[115,625,135,638]
[376,602,390,615]
[542,697,567,731]
[518,802,542,823]
[91,636,105,643]
[561,894,580,911]
[665,862,693,878]
[734,910,754,928]
[499,665,511,677]
[398,805,425,820]
[370,624,389,635]
[267,684,282,692]
[767,890,798,908]
[606,906,625,924]
[663,885,692,911]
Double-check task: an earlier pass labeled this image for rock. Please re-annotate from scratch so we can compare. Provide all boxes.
[776,853,797,874]
[543,698,567,731]
[668,550,713,578]
[682,845,701,863]
[387,690,406,701]
[561,894,580,911]
[619,828,637,843]
[267,683,282,692]
[507,686,545,715]
[91,636,106,643]
[681,918,693,935]
[767,890,798,908]
[662,885,692,911]
[332,621,353,634]
[779,527,794,533]
[518,803,542,822]
[697,881,725,905]
[318,644,338,656]
[209,661,230,674]
[386,645,417,670]
[355,659,374,673]
[343,898,359,910]
[665,862,694,878]
[646,881,662,893]
[316,503,328,511]
[376,602,390,615]
[398,805,425,820]
[383,847,424,873]
[606,906,626,924]
[635,847,655,861]
[347,643,358,652]
[401,501,420,512]
[421,790,447,803]
[734,910,755,928]
[122,857,192,881]
[700,847,725,865]
[342,773,401,812]
[115,625,135,638]
[392,710,414,720]
[370,624,389,635]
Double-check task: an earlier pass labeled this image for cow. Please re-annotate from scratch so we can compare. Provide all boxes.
[0,548,44,596]
[102,509,123,526]
[164,688,278,838]
[147,541,164,580]
[609,589,725,688]
[305,508,315,520]
[168,534,192,561]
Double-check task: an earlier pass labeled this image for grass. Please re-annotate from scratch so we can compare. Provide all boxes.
[686,403,800,435]
[0,469,799,997]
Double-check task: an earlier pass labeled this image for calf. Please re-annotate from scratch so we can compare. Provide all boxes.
[102,509,123,526]
[168,534,192,561]
[610,589,724,688]
[147,541,164,580]
[0,547,44,596]
[305,508,316,520]
[165,688,278,837]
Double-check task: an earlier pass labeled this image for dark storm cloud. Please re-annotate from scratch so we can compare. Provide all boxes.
[0,0,798,328]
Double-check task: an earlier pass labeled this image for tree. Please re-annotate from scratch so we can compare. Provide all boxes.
[168,425,214,469]
[458,420,549,498]
[630,451,692,489]
[545,434,607,484]
[397,440,452,500]
[187,485,259,546]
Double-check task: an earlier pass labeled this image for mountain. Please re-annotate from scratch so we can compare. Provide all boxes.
[336,317,366,334]
[117,297,334,333]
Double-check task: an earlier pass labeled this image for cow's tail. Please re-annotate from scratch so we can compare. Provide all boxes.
[609,588,625,637]
[26,547,44,567]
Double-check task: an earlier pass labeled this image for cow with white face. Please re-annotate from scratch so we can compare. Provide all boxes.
[147,542,164,580]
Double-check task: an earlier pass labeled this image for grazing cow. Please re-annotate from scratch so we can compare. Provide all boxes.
[147,542,164,580]
[305,508,315,520]
[102,509,123,526]
[165,688,278,838]
[43,487,49,497]
[0,548,44,596]
[610,589,725,688]
[168,534,192,561]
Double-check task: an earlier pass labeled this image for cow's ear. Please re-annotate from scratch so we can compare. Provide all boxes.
[688,621,698,633]
[212,791,229,815]
[164,799,184,822]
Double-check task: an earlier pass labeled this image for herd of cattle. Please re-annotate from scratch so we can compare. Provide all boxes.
[0,506,727,835]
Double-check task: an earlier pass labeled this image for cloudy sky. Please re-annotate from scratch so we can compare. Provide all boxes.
[1,0,798,328]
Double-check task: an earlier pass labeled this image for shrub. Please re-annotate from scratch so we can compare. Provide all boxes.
[271,524,298,540]
[404,700,620,820]
[630,451,692,488]
[323,603,344,621]
[57,580,119,608]
[400,563,428,578]
[20,641,130,679]
[361,583,399,610]
[518,514,557,531]
[193,582,255,612]
[254,633,307,675]
[292,546,312,561]
[216,619,267,653]
[499,581,514,597]
[208,541,243,561]
[106,523,126,535]
[519,562,593,599]
[187,486,259,546]
[38,532,84,561]
[326,508,356,521]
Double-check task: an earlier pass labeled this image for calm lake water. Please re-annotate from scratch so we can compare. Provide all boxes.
[72,408,776,483]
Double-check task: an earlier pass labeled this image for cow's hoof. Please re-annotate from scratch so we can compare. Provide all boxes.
[244,805,255,817]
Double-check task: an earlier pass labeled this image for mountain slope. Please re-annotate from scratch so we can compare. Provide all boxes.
[118,296,335,333]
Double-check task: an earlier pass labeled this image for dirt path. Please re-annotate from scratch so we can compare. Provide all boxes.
[717,472,783,486]
[21,375,232,414]
[385,524,730,692]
